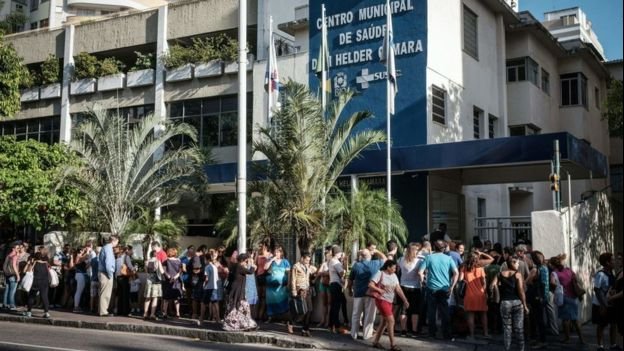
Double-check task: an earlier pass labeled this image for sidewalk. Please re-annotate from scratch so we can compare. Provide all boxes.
[0,307,617,350]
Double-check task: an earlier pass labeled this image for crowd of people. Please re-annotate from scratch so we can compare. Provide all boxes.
[1,225,623,351]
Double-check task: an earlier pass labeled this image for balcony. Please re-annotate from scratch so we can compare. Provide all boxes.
[66,0,161,10]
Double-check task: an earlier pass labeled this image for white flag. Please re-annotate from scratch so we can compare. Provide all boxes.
[381,0,398,115]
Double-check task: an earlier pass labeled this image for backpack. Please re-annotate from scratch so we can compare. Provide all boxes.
[3,256,15,276]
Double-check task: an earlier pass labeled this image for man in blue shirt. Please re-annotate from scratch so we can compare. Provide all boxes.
[418,240,458,340]
[447,241,463,267]
[98,235,119,316]
[347,248,387,340]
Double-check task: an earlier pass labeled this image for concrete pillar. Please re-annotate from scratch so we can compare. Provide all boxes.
[59,24,74,143]
[154,5,168,125]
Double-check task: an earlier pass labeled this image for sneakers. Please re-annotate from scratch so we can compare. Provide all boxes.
[22,311,32,318]
[43,313,50,319]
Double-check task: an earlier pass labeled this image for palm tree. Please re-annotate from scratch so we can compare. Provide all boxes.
[124,206,187,259]
[253,80,386,253]
[325,184,408,258]
[66,108,203,237]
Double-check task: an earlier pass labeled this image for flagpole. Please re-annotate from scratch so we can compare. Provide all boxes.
[321,4,327,114]
[386,67,392,239]
[267,16,273,127]
[237,0,248,254]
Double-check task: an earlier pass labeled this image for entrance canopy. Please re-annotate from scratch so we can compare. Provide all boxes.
[205,132,607,185]
[343,132,608,185]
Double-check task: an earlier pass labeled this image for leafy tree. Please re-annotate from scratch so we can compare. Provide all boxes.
[124,207,187,259]
[73,52,98,79]
[603,79,623,138]
[325,184,407,257]
[40,54,61,84]
[65,108,204,237]
[249,81,386,253]
[0,11,27,34]
[0,137,87,231]
[0,33,29,117]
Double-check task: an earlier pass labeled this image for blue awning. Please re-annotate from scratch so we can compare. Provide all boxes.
[205,132,608,185]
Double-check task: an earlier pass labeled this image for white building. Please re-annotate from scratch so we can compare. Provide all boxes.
[2,0,614,249]
[542,7,606,60]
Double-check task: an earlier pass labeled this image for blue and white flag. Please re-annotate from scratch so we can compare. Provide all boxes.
[381,0,398,115]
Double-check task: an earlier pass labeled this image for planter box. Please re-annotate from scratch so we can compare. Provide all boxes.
[165,64,193,82]
[40,83,61,99]
[194,60,223,78]
[20,87,40,102]
[97,73,125,91]
[127,69,154,87]
[224,54,254,74]
[70,78,96,95]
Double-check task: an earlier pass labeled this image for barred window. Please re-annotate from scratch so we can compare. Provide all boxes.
[431,85,446,125]
[463,6,478,59]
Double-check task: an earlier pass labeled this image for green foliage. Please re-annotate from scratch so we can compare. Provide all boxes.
[73,52,98,80]
[65,107,204,237]
[20,68,36,88]
[129,51,155,72]
[0,33,29,117]
[0,12,27,34]
[125,207,187,259]
[0,137,88,231]
[603,79,623,138]
[161,44,196,69]
[224,80,386,253]
[161,34,243,68]
[98,57,125,76]
[40,54,61,84]
[325,185,407,257]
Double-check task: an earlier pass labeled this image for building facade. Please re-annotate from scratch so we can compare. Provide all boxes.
[2,0,614,247]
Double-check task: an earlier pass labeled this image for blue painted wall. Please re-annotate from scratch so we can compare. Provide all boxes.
[308,0,428,148]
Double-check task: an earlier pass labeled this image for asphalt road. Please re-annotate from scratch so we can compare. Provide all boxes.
[0,322,290,351]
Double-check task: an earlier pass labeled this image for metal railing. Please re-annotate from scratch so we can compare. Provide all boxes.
[474,216,531,247]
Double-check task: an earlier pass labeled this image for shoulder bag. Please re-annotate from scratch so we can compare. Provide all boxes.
[366,272,385,300]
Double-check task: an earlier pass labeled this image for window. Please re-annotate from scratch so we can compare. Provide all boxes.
[488,114,498,139]
[39,18,49,28]
[30,0,38,11]
[507,57,539,86]
[30,22,38,30]
[561,14,577,26]
[463,6,478,59]
[0,116,60,144]
[541,69,550,94]
[594,87,600,109]
[431,85,446,125]
[561,72,588,107]
[167,94,252,148]
[473,106,483,139]
[509,124,541,136]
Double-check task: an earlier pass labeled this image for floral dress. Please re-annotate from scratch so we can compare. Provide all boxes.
[223,263,257,331]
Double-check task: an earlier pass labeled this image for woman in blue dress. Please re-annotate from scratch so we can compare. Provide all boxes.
[264,246,290,320]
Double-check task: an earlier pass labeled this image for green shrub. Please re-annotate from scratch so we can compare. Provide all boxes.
[0,33,29,117]
[218,34,240,62]
[129,51,155,71]
[40,54,61,84]
[161,44,196,69]
[191,37,219,63]
[74,52,98,80]
[98,57,125,76]
[19,68,37,88]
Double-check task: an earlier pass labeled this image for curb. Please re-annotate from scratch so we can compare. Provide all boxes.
[0,315,315,349]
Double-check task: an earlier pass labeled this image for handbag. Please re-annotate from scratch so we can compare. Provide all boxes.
[572,273,586,299]
[3,256,16,276]
[366,272,384,300]
[290,295,308,315]
[120,263,130,277]
[20,271,34,292]
[49,268,59,288]
[456,279,467,299]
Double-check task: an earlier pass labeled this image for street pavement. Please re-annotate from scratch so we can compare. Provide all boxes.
[0,307,619,350]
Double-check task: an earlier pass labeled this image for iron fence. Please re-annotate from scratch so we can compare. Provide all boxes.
[474,216,531,247]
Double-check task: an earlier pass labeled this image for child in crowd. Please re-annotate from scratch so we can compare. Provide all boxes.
[130,272,142,315]
[190,262,204,320]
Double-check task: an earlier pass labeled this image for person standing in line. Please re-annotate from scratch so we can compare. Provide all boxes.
[264,246,291,322]
[98,235,119,316]
[189,260,204,320]
[201,249,220,323]
[369,260,410,351]
[143,250,164,320]
[460,250,494,340]
[130,272,142,315]
[526,251,549,349]
[593,252,617,351]
[490,255,529,351]
[89,246,101,314]
[348,248,387,340]
[254,241,271,321]
[417,240,458,340]
[2,242,21,311]
[222,253,258,331]
[416,240,432,335]
[315,246,333,328]
[549,255,584,344]
[180,245,195,315]
[398,242,423,337]
[73,244,92,313]
[115,246,134,316]
[23,251,52,318]
[162,247,183,319]
[288,252,318,336]
[328,245,349,334]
